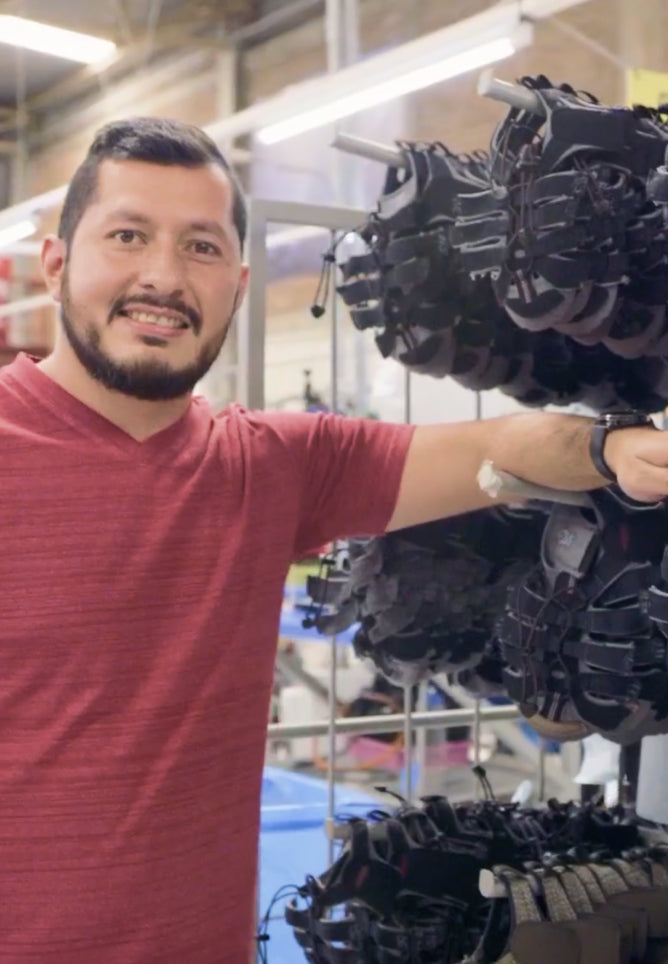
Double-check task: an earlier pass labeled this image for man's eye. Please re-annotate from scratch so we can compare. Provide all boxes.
[113,230,140,243]
[190,240,220,256]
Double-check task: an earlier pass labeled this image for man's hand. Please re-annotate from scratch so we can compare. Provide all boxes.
[604,426,668,503]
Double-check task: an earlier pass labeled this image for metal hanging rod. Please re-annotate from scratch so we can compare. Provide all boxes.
[267,703,520,739]
[477,460,590,506]
[477,69,545,115]
[332,131,407,168]
[332,72,547,172]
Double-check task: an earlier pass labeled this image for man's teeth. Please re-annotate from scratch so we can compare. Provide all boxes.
[125,310,186,329]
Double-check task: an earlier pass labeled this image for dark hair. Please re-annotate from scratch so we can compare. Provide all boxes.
[58,116,247,251]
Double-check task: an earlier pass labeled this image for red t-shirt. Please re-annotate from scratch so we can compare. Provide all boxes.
[0,353,414,963]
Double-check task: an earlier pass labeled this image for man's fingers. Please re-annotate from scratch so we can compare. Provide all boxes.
[617,457,668,502]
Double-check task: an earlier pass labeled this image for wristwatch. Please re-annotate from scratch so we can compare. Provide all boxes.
[589,411,657,482]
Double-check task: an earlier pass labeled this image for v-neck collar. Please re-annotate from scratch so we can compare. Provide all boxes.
[7,353,211,465]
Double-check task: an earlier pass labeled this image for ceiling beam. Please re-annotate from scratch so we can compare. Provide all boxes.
[229,0,324,47]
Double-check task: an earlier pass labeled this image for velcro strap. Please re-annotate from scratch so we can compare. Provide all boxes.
[529,252,599,289]
[384,257,431,291]
[506,581,650,640]
[285,900,311,929]
[450,212,510,247]
[578,672,642,699]
[337,276,382,306]
[565,639,637,674]
[508,580,569,622]
[595,562,655,606]
[512,170,589,205]
[385,228,446,264]
[520,224,587,255]
[585,605,651,638]
[529,196,584,230]
[497,611,555,652]
[457,239,507,275]
[454,187,508,218]
[647,585,668,626]
[626,210,665,251]
[317,917,357,942]
[350,304,385,330]
[339,252,379,280]
[502,664,542,703]
[535,248,628,288]
[648,166,668,203]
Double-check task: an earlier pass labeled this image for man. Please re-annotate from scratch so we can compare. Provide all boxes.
[0,116,666,963]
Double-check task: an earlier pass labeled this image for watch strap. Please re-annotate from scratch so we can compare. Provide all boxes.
[589,412,656,483]
[590,422,618,482]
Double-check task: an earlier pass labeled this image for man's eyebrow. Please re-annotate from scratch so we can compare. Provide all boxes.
[187,219,229,240]
[106,209,152,225]
[106,210,230,242]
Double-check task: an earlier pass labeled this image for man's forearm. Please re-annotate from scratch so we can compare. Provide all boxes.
[486,411,605,492]
[388,408,666,531]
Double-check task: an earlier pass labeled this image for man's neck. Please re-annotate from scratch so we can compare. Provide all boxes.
[37,354,191,442]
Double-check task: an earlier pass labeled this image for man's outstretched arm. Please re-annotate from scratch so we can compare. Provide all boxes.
[387,411,668,531]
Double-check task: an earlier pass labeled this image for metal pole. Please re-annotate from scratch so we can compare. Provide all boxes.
[326,228,340,865]
[403,686,414,802]
[476,70,545,114]
[326,634,337,865]
[236,201,266,410]
[538,739,547,802]
[477,460,591,506]
[332,130,408,168]
[267,703,521,739]
[323,0,361,863]
[415,682,429,799]
[472,699,482,799]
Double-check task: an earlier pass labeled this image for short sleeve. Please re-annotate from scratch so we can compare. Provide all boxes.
[247,410,414,559]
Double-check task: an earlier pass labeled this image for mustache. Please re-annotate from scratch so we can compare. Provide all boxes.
[110,295,200,329]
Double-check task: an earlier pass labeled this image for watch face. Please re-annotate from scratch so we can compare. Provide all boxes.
[602,411,651,427]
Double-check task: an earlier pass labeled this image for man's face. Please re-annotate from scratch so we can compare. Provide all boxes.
[43,158,248,400]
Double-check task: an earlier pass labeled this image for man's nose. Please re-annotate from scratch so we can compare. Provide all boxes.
[136,242,186,291]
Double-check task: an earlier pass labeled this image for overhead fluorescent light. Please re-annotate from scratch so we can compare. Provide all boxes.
[0,15,116,65]
[257,33,526,145]
[0,219,37,250]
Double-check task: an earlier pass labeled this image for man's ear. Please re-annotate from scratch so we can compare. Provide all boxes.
[41,236,67,304]
[234,264,250,312]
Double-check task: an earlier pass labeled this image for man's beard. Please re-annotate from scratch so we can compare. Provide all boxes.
[59,272,236,401]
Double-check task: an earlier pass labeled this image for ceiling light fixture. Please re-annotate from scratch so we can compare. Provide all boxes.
[0,15,116,65]
[257,33,527,145]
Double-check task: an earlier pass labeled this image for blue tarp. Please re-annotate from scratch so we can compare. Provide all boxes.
[259,767,378,963]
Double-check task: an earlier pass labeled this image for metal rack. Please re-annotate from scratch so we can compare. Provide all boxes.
[241,192,575,814]
[248,68,668,963]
